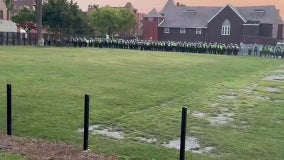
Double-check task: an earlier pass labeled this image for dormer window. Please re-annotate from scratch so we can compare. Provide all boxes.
[251,9,265,17]
[253,9,265,12]
[185,10,197,16]
[221,19,231,35]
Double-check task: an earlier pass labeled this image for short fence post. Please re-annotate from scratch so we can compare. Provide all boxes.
[12,32,15,45]
[17,33,20,45]
[7,84,12,136]
[34,34,37,46]
[0,32,4,45]
[29,33,32,46]
[83,94,90,150]
[6,32,9,46]
[179,107,187,160]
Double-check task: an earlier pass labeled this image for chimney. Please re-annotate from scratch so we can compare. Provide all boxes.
[177,2,180,6]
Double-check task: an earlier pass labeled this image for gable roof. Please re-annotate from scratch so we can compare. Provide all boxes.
[145,8,163,18]
[159,6,221,28]
[158,2,283,29]
[208,4,247,23]
[124,2,135,11]
[160,0,176,14]
[237,5,283,24]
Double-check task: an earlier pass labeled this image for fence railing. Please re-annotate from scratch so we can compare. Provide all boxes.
[0,32,64,46]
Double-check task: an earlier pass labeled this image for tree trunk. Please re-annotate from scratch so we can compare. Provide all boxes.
[36,0,44,47]
[6,10,9,20]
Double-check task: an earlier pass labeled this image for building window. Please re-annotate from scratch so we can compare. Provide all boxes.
[148,17,153,22]
[221,19,231,35]
[180,28,186,34]
[164,27,169,34]
[196,28,202,34]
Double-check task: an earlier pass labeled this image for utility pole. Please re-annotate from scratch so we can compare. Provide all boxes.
[36,0,44,46]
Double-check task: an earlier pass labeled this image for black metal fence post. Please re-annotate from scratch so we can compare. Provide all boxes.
[180,107,187,160]
[34,34,37,46]
[29,33,32,46]
[6,32,9,46]
[83,94,90,150]
[12,32,15,45]
[7,84,12,136]
[0,32,2,45]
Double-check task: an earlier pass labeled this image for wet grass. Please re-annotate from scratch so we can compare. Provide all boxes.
[0,46,283,159]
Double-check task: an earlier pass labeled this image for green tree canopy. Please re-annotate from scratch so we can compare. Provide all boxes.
[42,0,91,35]
[90,7,137,37]
[118,8,137,31]
[11,7,36,32]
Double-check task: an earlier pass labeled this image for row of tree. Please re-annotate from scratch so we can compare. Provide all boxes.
[10,0,137,37]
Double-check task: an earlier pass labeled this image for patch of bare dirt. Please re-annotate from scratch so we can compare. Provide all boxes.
[0,132,117,160]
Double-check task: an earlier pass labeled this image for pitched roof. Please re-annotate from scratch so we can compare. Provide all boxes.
[237,5,283,24]
[159,6,221,28]
[124,2,135,11]
[208,4,247,23]
[160,0,176,14]
[145,8,163,18]
[159,3,283,28]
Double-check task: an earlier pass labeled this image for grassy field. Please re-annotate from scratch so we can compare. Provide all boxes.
[0,153,25,160]
[0,46,283,160]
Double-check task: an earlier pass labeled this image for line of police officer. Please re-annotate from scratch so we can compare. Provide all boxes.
[47,37,284,58]
[64,38,240,55]
[259,45,284,58]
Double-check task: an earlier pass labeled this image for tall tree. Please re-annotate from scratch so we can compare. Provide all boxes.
[118,8,137,37]
[42,0,90,35]
[118,8,136,31]
[42,0,69,34]
[67,1,91,35]
[90,7,119,37]
[11,8,36,33]
[90,7,137,37]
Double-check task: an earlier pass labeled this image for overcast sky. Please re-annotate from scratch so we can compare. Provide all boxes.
[74,0,284,18]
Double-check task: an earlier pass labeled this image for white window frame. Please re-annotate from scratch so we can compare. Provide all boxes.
[164,27,169,34]
[221,19,231,35]
[180,28,186,34]
[196,28,202,35]
[148,17,153,22]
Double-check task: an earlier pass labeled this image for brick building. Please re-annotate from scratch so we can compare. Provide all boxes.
[0,0,7,20]
[143,0,284,45]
